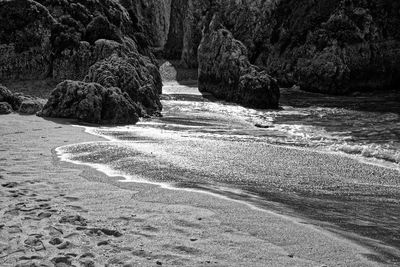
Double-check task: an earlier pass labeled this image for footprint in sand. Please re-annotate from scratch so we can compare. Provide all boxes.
[49,237,63,245]
[67,205,88,213]
[2,182,18,188]
[59,215,88,226]
[51,255,73,265]
[64,196,80,202]
[77,227,123,237]
[57,240,74,250]
[24,236,46,252]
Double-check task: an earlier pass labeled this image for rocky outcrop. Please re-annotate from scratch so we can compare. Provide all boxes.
[0,0,163,122]
[252,0,400,94]
[164,0,208,67]
[179,0,400,94]
[39,80,140,124]
[0,0,160,80]
[0,85,45,114]
[0,102,13,115]
[85,53,162,117]
[120,0,172,48]
[198,16,279,109]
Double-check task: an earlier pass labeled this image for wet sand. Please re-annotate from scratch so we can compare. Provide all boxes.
[0,113,385,266]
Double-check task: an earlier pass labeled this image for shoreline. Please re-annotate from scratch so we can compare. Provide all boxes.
[0,113,393,266]
[58,123,400,264]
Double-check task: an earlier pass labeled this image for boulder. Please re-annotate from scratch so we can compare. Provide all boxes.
[0,85,14,103]
[198,16,279,109]
[18,98,45,115]
[0,102,13,114]
[39,80,139,124]
[0,85,45,114]
[85,53,162,116]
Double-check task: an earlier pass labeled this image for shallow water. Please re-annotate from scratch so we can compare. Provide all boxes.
[58,82,400,263]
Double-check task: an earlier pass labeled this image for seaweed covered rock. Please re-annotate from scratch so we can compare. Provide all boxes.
[85,53,162,116]
[39,80,140,124]
[198,17,279,109]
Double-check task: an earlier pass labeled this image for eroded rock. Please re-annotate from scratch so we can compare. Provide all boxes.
[198,16,279,109]
[39,80,140,124]
[85,53,162,117]
[0,102,13,114]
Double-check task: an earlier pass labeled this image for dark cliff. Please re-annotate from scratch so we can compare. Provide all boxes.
[0,0,163,123]
[171,0,400,94]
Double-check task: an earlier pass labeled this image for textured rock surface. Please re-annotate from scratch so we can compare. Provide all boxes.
[185,0,400,94]
[39,80,140,124]
[0,0,160,81]
[198,16,279,109]
[17,97,46,115]
[0,84,45,114]
[0,102,13,114]
[121,0,172,48]
[164,0,208,67]
[0,0,163,122]
[85,53,162,117]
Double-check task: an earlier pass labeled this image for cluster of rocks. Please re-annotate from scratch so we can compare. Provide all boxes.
[2,0,400,117]
[158,0,400,96]
[0,85,45,115]
[0,0,163,124]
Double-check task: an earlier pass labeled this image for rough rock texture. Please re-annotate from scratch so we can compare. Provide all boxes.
[0,0,160,81]
[0,0,55,80]
[0,85,15,103]
[164,0,208,67]
[85,53,162,117]
[198,16,279,109]
[0,85,45,114]
[120,0,172,48]
[179,0,400,94]
[17,97,46,114]
[39,80,140,124]
[0,102,13,114]
[262,0,400,94]
[0,0,163,122]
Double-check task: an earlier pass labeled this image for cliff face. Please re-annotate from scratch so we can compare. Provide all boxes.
[120,0,172,48]
[198,15,280,109]
[0,0,159,80]
[193,0,400,94]
[258,0,400,94]
[0,0,163,122]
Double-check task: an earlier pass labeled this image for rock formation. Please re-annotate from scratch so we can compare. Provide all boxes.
[85,52,162,117]
[198,15,279,109]
[0,0,163,123]
[174,0,400,94]
[0,102,13,115]
[0,85,45,114]
[256,0,400,94]
[39,80,140,124]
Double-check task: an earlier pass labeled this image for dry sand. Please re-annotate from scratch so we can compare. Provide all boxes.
[0,114,385,266]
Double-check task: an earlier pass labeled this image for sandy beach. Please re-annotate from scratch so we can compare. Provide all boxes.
[0,113,388,266]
